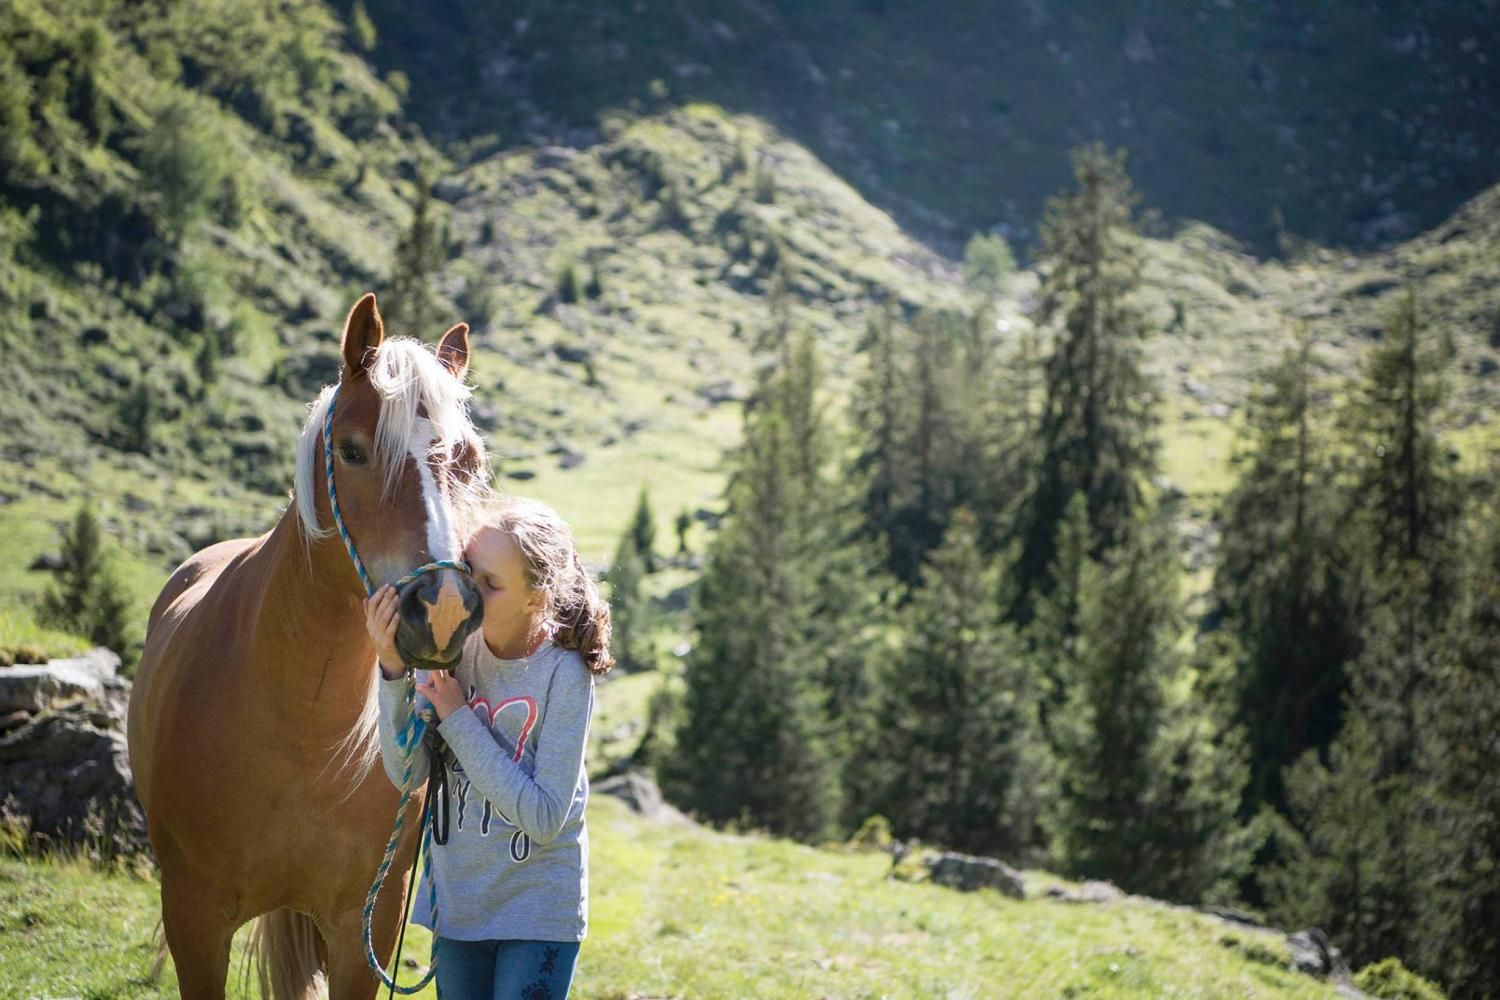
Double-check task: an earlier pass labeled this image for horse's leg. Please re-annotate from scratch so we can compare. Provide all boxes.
[322,905,400,1000]
[160,866,239,1000]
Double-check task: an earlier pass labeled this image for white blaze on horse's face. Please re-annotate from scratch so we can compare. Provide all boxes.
[409,416,470,653]
[410,416,460,563]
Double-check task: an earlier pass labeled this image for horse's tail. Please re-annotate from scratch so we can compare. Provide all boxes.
[245,908,327,1000]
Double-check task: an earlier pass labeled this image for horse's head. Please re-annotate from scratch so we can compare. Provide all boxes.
[295,293,492,670]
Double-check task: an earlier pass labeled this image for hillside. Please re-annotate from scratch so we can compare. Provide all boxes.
[2,0,1498,668]
[359,0,1500,254]
[2,796,1351,1000]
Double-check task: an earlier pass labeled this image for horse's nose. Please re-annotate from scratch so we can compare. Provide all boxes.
[397,569,482,665]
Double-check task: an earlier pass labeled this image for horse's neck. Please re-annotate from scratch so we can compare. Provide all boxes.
[247,510,374,735]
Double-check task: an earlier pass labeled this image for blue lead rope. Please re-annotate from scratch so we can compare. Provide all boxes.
[323,383,473,995]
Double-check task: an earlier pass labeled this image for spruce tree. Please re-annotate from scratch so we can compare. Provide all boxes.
[1214,335,1357,811]
[1050,505,1251,900]
[38,502,131,660]
[1269,289,1466,976]
[605,532,648,671]
[848,301,911,583]
[864,508,1050,860]
[1412,500,1500,999]
[386,172,438,335]
[1009,143,1159,626]
[663,328,844,843]
[1268,565,1442,969]
[1339,287,1462,611]
[628,487,657,573]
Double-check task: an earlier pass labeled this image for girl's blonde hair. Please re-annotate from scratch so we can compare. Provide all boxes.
[486,495,615,676]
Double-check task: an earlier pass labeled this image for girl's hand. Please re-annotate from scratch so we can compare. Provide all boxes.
[415,670,466,722]
[363,584,404,678]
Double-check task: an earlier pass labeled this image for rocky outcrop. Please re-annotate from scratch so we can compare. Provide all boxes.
[593,768,692,825]
[924,851,1026,900]
[0,648,147,858]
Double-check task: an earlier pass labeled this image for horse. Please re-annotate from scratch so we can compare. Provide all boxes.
[127,293,493,999]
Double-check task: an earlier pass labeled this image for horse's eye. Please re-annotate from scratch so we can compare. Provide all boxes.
[339,441,367,465]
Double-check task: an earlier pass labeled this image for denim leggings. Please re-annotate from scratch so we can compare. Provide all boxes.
[433,936,580,1000]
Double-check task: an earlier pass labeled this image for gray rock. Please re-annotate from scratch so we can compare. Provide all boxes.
[925,851,1025,899]
[1287,927,1349,978]
[0,676,147,857]
[0,648,124,717]
[1045,879,1124,904]
[593,769,691,824]
[695,380,747,406]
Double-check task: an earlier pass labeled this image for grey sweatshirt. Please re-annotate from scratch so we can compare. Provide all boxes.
[375,631,595,942]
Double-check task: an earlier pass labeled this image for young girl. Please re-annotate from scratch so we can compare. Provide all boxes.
[365,495,614,1000]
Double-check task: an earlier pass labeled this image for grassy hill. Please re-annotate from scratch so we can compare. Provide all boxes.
[2,796,1349,1000]
[359,0,1500,255]
[3,1,1497,658]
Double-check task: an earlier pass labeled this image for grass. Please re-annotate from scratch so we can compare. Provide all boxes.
[0,795,1342,1000]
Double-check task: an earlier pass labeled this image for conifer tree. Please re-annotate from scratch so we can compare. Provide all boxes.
[1213,335,1357,810]
[605,531,648,671]
[1339,287,1462,611]
[1411,501,1500,999]
[1050,504,1251,900]
[1267,565,1442,969]
[1008,144,1159,625]
[663,326,845,842]
[1269,288,1466,977]
[386,172,439,335]
[849,301,911,583]
[627,487,657,573]
[38,502,131,661]
[864,508,1050,859]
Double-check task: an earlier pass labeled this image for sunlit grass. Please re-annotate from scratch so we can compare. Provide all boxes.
[1,796,1342,1000]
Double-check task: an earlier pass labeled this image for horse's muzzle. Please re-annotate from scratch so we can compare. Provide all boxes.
[394,568,483,670]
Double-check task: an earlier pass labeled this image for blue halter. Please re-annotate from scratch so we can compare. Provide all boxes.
[323,382,465,995]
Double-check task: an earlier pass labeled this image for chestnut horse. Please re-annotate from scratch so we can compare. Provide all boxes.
[127,294,491,999]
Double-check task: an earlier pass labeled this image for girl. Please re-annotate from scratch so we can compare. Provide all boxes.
[366,495,614,1000]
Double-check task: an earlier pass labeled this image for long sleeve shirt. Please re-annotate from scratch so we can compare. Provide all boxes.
[375,631,595,942]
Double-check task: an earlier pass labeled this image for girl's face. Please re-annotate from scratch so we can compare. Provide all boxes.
[464,526,547,658]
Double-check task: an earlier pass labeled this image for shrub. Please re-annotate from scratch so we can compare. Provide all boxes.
[1352,958,1447,1000]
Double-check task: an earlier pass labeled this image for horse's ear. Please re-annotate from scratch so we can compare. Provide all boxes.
[341,293,384,378]
[437,322,470,380]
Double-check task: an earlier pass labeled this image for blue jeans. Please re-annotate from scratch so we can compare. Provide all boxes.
[433,936,580,1000]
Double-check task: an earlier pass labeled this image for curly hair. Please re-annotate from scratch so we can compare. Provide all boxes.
[484,495,615,676]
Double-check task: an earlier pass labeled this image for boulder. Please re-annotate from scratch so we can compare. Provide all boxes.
[0,702,147,857]
[0,648,146,857]
[925,851,1025,899]
[0,648,123,715]
[1045,879,1125,904]
[593,769,691,825]
[1287,927,1349,978]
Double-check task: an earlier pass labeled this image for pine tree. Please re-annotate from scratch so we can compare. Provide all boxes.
[605,532,648,671]
[1008,144,1159,626]
[1267,287,1469,982]
[628,487,657,573]
[674,508,692,556]
[1267,565,1442,969]
[1339,287,1462,612]
[1213,335,1357,811]
[848,300,910,583]
[663,328,845,843]
[37,502,131,661]
[1050,505,1251,899]
[863,508,1051,860]
[1412,500,1500,998]
[386,172,439,335]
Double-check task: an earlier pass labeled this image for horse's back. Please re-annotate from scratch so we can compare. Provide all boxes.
[129,535,262,810]
[146,536,257,634]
